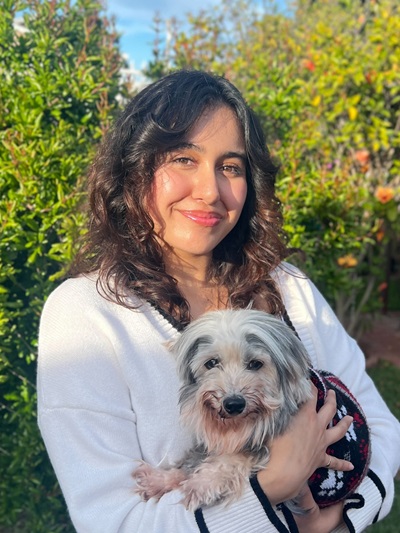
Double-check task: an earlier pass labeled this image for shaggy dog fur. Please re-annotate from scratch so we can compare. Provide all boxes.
[133,310,370,512]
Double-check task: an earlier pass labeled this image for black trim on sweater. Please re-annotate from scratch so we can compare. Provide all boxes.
[342,493,365,533]
[148,300,185,331]
[279,504,299,533]
[250,476,290,533]
[367,469,386,523]
[282,308,301,340]
[195,509,210,533]
[341,469,386,531]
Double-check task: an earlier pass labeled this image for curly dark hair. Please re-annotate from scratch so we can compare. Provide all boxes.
[72,69,290,326]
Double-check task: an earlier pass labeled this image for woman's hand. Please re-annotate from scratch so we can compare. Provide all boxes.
[292,485,344,533]
[257,385,354,506]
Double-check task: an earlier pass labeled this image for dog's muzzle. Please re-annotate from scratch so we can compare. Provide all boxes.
[222,395,246,415]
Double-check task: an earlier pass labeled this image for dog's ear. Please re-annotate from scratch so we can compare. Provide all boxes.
[179,338,203,384]
[245,313,312,407]
[274,334,313,407]
[174,335,213,385]
[163,334,198,384]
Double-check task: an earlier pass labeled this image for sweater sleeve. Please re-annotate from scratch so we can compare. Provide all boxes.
[278,266,400,532]
[37,280,294,533]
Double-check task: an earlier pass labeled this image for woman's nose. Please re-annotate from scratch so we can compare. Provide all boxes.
[192,165,221,204]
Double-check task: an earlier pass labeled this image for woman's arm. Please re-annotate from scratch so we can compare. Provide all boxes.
[276,264,400,532]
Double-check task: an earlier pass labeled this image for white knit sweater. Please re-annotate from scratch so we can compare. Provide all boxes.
[37,264,400,533]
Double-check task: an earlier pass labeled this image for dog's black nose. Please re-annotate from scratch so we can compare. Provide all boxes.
[223,396,246,415]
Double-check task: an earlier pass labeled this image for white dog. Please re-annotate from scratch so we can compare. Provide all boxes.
[133,310,370,512]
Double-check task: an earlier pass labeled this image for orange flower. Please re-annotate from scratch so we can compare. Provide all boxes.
[378,282,388,293]
[337,254,358,268]
[354,149,370,166]
[376,229,385,242]
[353,150,370,173]
[364,71,376,84]
[375,186,395,204]
[302,59,316,72]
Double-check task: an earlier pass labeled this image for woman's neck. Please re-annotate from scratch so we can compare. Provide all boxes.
[179,281,228,320]
[164,253,228,320]
[164,250,211,286]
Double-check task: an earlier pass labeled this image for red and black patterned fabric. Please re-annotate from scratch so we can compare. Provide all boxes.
[307,368,371,507]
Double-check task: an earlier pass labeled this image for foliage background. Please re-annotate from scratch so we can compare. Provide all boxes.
[0,0,398,530]
[0,0,126,530]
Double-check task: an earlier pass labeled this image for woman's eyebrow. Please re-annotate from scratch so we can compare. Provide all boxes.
[170,142,201,152]
[171,143,247,161]
[223,151,247,162]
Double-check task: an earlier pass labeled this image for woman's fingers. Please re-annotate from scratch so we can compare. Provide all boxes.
[323,453,354,472]
[320,390,354,471]
[326,413,354,443]
[315,388,355,471]
[317,389,338,422]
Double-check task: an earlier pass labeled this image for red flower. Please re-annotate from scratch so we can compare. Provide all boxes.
[378,282,388,293]
[302,59,316,72]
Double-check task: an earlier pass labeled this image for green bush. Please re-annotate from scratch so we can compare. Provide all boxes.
[0,0,125,529]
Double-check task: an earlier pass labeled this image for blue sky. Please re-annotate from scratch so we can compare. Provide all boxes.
[106,1,287,75]
[106,0,223,71]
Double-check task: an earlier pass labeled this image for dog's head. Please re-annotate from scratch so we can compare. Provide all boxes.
[168,309,313,453]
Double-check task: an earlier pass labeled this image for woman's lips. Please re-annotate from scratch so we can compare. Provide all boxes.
[179,210,224,227]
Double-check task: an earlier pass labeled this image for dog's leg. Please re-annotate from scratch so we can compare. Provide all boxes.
[180,453,254,511]
[133,462,187,501]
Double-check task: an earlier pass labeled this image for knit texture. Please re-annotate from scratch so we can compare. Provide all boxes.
[308,368,371,507]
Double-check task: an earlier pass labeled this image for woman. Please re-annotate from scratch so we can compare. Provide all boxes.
[37,70,400,533]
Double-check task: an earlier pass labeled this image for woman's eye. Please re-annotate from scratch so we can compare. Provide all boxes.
[221,164,243,176]
[247,360,263,371]
[204,358,219,369]
[173,157,193,165]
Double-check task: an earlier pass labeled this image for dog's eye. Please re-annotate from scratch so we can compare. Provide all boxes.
[204,358,219,369]
[247,360,263,371]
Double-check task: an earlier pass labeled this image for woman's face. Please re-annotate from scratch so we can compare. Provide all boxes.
[147,106,248,266]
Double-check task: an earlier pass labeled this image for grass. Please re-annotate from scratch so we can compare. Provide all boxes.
[366,360,400,532]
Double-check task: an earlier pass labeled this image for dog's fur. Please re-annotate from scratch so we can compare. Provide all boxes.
[133,309,370,512]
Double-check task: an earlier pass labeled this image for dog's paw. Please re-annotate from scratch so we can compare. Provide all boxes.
[180,458,249,511]
[133,462,187,501]
[180,476,230,511]
[133,463,168,501]
[180,479,211,511]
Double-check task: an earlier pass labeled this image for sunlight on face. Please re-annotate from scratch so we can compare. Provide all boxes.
[147,106,248,268]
